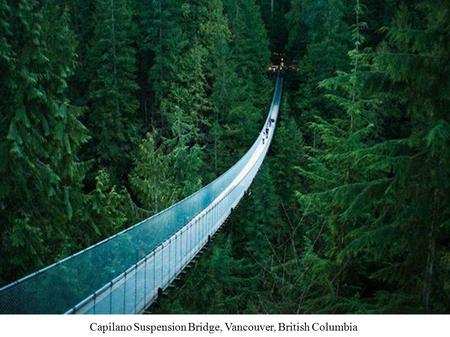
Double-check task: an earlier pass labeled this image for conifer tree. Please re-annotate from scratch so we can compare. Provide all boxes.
[143,0,181,120]
[0,0,89,283]
[62,0,96,107]
[285,0,307,60]
[288,0,352,144]
[224,0,271,106]
[295,0,450,312]
[81,169,133,245]
[221,0,272,157]
[293,0,384,312]
[157,235,257,313]
[86,0,139,181]
[129,132,179,214]
[366,0,450,311]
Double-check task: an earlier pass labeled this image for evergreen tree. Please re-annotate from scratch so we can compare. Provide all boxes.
[224,0,271,106]
[2,0,447,315]
[85,0,140,182]
[62,0,96,107]
[295,0,383,312]
[294,0,450,312]
[221,0,272,159]
[157,235,258,313]
[130,132,179,214]
[285,0,307,60]
[143,0,181,124]
[81,169,134,246]
[365,0,450,311]
[257,0,290,52]
[269,97,305,212]
[0,0,89,283]
[288,0,352,144]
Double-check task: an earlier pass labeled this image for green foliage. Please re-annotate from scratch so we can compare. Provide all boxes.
[224,0,271,104]
[285,0,307,58]
[0,0,89,283]
[85,0,140,181]
[2,0,448,316]
[269,98,305,209]
[143,0,182,113]
[130,132,180,214]
[287,0,450,313]
[291,0,353,144]
[165,0,449,315]
[158,235,258,313]
[81,170,132,245]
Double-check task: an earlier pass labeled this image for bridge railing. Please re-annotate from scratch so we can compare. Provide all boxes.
[0,74,283,314]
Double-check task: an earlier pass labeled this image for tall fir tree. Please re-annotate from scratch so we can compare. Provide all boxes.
[294,0,450,313]
[85,0,140,182]
[0,0,89,284]
[287,0,352,144]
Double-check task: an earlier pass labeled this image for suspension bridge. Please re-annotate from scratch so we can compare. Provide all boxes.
[0,73,284,314]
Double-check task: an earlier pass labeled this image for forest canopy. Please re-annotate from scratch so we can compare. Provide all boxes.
[0,0,449,313]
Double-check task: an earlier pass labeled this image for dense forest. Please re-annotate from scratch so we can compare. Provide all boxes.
[0,0,449,313]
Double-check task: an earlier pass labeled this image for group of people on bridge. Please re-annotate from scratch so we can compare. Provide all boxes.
[262,117,275,145]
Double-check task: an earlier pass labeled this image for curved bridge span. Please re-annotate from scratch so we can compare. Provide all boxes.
[0,74,283,314]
